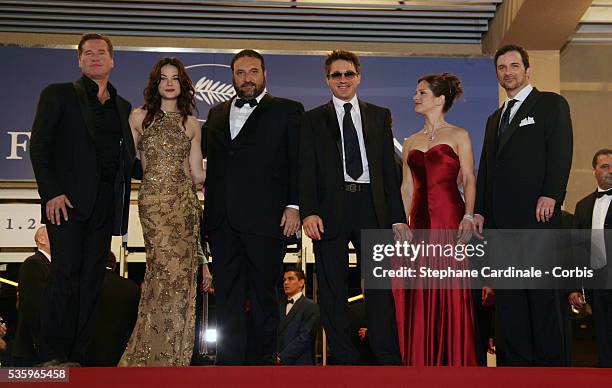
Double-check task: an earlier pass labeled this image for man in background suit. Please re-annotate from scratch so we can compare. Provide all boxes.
[12,227,51,366]
[276,267,319,365]
[202,49,304,365]
[299,50,408,365]
[29,33,135,366]
[84,251,140,366]
[474,44,573,366]
[569,148,612,367]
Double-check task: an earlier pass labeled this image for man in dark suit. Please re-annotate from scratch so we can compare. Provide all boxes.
[299,50,408,365]
[84,251,140,366]
[12,227,51,366]
[474,44,573,366]
[29,33,135,366]
[569,148,612,367]
[201,49,304,365]
[276,267,319,365]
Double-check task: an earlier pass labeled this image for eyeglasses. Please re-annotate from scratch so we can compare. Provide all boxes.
[327,71,358,81]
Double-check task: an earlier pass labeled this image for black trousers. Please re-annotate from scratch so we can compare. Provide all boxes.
[208,219,286,365]
[472,289,493,367]
[313,186,401,365]
[38,182,115,363]
[591,289,612,367]
[495,289,568,366]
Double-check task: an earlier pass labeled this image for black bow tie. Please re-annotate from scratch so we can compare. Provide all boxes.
[235,98,258,108]
[286,298,294,304]
[596,189,612,199]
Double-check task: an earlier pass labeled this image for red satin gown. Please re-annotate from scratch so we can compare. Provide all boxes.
[392,143,478,366]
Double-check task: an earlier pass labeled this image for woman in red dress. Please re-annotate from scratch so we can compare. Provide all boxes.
[393,73,483,366]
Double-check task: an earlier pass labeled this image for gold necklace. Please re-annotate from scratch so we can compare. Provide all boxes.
[422,122,449,141]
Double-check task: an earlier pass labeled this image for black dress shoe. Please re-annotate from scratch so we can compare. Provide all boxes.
[56,361,81,368]
[36,359,81,368]
[36,359,65,367]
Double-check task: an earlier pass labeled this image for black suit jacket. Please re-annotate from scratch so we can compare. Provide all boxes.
[574,191,612,231]
[475,88,573,228]
[202,94,304,239]
[29,76,135,235]
[299,100,405,238]
[12,251,50,362]
[277,295,320,365]
[573,191,612,286]
[84,270,140,366]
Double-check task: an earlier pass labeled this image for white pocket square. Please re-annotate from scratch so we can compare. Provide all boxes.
[519,116,535,127]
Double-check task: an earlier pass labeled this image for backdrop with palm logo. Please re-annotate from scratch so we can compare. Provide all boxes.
[0,46,498,180]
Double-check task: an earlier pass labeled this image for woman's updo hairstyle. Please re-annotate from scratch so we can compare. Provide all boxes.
[418,72,463,113]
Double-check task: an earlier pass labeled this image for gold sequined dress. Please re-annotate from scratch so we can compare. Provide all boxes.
[119,111,200,366]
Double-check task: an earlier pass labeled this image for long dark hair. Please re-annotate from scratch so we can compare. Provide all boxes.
[142,57,196,129]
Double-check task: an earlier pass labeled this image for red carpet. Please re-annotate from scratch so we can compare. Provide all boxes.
[9,366,612,388]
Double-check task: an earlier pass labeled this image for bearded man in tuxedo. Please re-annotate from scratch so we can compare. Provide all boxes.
[201,49,304,365]
[569,149,612,367]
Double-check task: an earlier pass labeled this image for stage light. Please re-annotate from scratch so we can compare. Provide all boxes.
[205,328,217,342]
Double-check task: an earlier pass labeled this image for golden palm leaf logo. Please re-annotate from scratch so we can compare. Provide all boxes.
[186,64,236,106]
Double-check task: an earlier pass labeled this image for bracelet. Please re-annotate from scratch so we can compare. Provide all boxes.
[462,214,475,223]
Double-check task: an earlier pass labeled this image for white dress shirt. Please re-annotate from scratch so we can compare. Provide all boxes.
[285,291,302,315]
[591,187,612,269]
[332,95,370,183]
[499,84,533,126]
[229,89,267,140]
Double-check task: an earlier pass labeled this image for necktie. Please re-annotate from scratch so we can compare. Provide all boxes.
[235,98,257,108]
[342,103,363,180]
[286,298,294,304]
[498,99,517,137]
[596,189,612,199]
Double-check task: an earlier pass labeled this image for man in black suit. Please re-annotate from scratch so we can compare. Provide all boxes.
[474,44,573,366]
[12,227,51,366]
[29,33,135,365]
[299,50,408,365]
[569,148,612,367]
[276,267,319,365]
[201,49,304,365]
[84,251,140,366]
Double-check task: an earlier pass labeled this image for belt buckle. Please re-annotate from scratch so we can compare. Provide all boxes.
[346,183,358,192]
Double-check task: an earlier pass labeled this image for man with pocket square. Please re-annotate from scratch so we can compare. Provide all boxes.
[473,44,573,366]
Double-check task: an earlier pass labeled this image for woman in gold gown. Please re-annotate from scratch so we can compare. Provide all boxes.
[119,57,212,366]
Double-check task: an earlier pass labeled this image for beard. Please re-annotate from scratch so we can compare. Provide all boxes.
[500,75,526,92]
[233,77,266,99]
